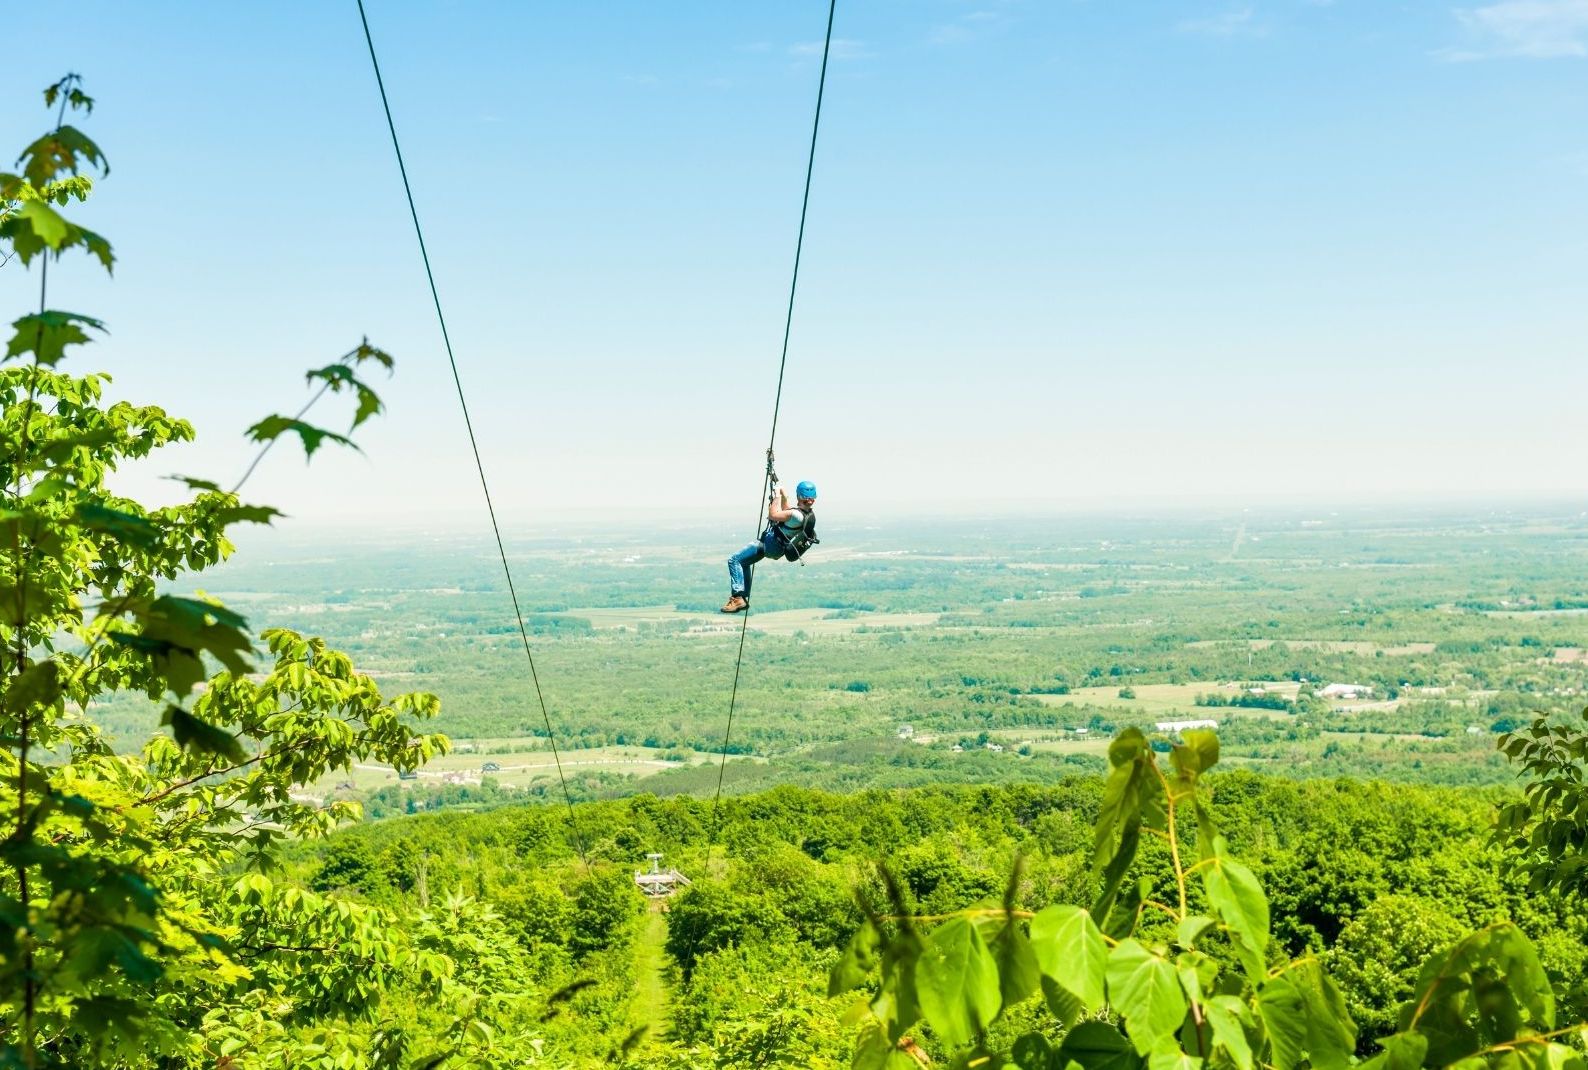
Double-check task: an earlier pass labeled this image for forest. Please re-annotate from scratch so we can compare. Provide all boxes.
[4,65,1588,1070]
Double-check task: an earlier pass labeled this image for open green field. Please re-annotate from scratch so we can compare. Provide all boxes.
[312,742,760,800]
[90,503,1585,807]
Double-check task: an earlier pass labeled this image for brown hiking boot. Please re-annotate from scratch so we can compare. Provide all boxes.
[720,594,748,614]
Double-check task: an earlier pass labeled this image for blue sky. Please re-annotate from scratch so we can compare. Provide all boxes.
[5,1,1587,527]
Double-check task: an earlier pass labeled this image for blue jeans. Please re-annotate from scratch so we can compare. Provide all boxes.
[728,530,784,599]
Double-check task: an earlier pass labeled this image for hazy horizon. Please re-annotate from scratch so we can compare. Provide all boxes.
[213,495,1588,554]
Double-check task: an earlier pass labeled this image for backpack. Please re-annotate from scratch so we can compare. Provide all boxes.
[771,508,819,562]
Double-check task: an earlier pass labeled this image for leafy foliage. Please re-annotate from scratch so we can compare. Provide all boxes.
[1494,707,1588,896]
[0,76,553,1068]
[831,727,1583,1070]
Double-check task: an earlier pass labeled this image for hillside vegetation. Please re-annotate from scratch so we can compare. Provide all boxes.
[288,758,1588,1067]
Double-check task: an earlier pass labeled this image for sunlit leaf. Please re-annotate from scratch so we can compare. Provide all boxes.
[245,415,358,460]
[1030,904,1107,1012]
[1204,995,1254,1070]
[1107,940,1188,1055]
[915,916,1001,1048]
[7,310,104,365]
[1258,962,1355,1070]
[1201,836,1269,980]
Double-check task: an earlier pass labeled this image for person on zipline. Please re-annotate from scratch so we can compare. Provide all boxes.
[721,480,818,613]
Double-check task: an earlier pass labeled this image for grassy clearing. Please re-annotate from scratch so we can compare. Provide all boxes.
[1044,682,1298,721]
[630,910,673,1044]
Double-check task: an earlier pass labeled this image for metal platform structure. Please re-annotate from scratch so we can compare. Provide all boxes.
[634,853,691,899]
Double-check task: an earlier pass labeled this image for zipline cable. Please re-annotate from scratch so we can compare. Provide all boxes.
[710,0,839,840]
[355,0,589,866]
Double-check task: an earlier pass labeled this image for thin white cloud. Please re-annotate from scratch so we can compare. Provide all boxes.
[788,38,872,60]
[1451,0,1588,58]
[1179,6,1268,37]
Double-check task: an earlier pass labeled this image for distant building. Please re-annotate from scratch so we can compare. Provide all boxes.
[1320,683,1373,699]
[1156,718,1218,733]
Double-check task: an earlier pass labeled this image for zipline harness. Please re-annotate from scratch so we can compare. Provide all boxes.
[764,454,820,563]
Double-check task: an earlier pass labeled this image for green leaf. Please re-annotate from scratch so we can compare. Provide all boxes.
[1522,1043,1588,1070]
[4,660,63,715]
[160,705,245,764]
[150,594,248,637]
[76,503,159,550]
[1177,916,1215,950]
[245,415,358,460]
[1093,728,1165,920]
[1257,961,1355,1070]
[0,208,114,270]
[873,928,923,1043]
[1175,953,1208,1008]
[1107,939,1189,1055]
[1030,904,1107,1012]
[1358,1032,1428,1070]
[986,916,1042,1011]
[1095,728,1165,870]
[169,474,223,493]
[1094,820,1142,924]
[1170,729,1219,778]
[18,199,67,248]
[214,504,285,526]
[1147,1046,1201,1070]
[7,310,104,365]
[306,363,385,430]
[915,916,1001,1048]
[0,580,56,629]
[1060,1022,1144,1070]
[351,339,395,371]
[1204,995,1254,1070]
[1041,975,1086,1028]
[1401,922,1552,1066]
[114,595,254,694]
[1013,1033,1058,1070]
[1200,836,1269,980]
[19,125,109,187]
[830,920,881,997]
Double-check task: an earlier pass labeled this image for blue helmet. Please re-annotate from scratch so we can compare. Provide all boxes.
[796,480,818,501]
